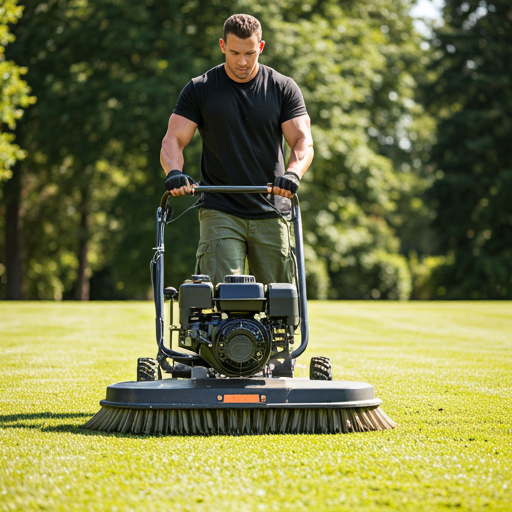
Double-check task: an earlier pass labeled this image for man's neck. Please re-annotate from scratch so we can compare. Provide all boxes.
[223,62,260,83]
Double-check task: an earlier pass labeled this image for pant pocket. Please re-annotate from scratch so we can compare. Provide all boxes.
[278,217,292,258]
[195,239,219,275]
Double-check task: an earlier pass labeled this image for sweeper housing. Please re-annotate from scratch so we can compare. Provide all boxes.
[84,186,396,435]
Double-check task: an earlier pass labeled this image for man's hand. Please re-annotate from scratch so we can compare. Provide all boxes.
[165,169,197,196]
[268,171,301,198]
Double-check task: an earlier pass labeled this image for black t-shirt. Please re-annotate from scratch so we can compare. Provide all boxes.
[173,64,308,219]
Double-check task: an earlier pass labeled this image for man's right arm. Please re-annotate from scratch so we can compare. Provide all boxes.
[160,114,198,196]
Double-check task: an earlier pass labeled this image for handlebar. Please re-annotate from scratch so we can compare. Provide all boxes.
[194,185,271,194]
[160,184,298,210]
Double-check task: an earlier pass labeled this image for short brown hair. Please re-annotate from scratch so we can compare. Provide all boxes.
[223,14,262,42]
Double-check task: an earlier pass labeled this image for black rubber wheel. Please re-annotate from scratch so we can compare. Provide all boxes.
[137,358,162,381]
[309,356,332,380]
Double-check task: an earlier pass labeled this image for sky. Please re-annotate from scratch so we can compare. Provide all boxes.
[410,0,445,21]
[410,0,445,37]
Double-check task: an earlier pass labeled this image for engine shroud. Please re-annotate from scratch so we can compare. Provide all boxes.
[178,274,298,377]
[200,318,271,377]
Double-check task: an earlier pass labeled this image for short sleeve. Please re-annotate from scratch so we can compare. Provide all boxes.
[279,78,308,125]
[173,81,203,126]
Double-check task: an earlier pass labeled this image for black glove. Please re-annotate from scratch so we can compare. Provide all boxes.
[273,172,301,195]
[164,169,196,191]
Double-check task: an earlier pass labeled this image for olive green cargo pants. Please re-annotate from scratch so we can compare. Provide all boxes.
[195,208,294,286]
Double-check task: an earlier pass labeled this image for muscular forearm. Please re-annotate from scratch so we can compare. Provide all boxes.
[160,134,184,175]
[286,137,314,179]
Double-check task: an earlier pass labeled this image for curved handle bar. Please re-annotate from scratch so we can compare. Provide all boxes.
[159,185,300,211]
[160,184,273,210]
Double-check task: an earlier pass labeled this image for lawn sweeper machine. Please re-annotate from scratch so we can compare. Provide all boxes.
[84,185,396,435]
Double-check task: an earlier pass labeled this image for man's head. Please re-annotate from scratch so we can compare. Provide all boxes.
[219,14,265,83]
[223,13,262,42]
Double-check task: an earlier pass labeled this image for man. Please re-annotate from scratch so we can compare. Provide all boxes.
[160,14,313,286]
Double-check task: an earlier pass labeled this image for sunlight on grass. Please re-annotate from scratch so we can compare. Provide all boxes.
[1,301,511,511]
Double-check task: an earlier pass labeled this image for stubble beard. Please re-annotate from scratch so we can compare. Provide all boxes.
[227,62,257,82]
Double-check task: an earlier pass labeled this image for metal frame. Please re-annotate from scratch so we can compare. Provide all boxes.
[151,186,309,372]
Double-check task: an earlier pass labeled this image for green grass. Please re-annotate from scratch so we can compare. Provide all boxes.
[1,301,511,512]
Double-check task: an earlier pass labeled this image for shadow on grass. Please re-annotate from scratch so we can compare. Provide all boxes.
[0,412,153,437]
[1,412,100,435]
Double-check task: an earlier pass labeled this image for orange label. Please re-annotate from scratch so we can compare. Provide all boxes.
[223,394,260,403]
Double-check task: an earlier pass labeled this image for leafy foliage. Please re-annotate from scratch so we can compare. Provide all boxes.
[0,0,34,182]
[425,0,512,299]
[2,0,432,300]
[251,0,429,299]
[5,0,214,298]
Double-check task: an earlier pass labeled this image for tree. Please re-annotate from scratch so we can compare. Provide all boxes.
[0,0,33,181]
[246,0,429,299]
[3,0,431,300]
[4,0,225,299]
[424,0,512,299]
[0,0,35,299]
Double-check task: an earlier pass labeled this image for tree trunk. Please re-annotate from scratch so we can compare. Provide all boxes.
[74,189,90,301]
[4,162,23,300]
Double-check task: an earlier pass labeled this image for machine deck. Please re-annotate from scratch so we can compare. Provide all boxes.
[100,377,383,410]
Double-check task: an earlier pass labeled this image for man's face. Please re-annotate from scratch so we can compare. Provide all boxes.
[219,33,265,83]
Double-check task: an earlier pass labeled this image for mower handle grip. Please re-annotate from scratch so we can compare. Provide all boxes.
[160,185,275,209]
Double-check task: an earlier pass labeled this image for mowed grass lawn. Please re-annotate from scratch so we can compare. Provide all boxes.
[0,301,511,512]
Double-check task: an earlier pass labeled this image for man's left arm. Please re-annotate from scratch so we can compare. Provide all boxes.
[270,114,314,198]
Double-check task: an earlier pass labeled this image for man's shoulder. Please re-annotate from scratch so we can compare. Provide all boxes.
[190,64,225,86]
[259,65,298,86]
